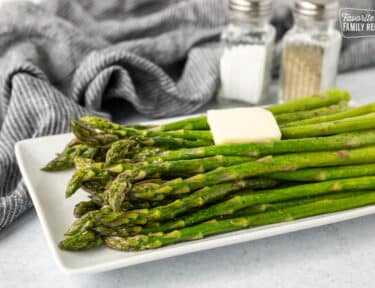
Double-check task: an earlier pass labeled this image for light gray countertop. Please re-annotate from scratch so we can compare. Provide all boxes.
[1,68,375,288]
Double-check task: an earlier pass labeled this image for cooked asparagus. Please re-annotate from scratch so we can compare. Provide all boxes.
[230,191,363,217]
[43,89,375,252]
[78,191,366,238]
[284,102,375,127]
[269,163,375,182]
[104,190,375,251]
[64,176,375,239]
[59,230,102,251]
[146,131,375,162]
[72,118,213,147]
[104,155,255,211]
[105,136,212,163]
[74,201,100,218]
[267,89,350,115]
[281,113,375,139]
[150,95,350,131]
[130,146,375,201]
[122,176,375,235]
[151,115,209,131]
[67,178,276,234]
[42,144,98,171]
[75,110,375,148]
[275,101,348,125]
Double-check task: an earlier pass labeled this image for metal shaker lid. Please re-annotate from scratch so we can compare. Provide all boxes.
[229,0,272,17]
[294,0,338,20]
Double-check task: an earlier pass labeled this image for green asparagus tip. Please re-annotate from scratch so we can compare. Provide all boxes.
[59,230,103,251]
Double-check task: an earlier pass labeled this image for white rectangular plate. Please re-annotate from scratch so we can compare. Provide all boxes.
[15,121,375,275]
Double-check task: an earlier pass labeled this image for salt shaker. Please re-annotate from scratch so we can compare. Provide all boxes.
[219,0,276,105]
[279,0,342,101]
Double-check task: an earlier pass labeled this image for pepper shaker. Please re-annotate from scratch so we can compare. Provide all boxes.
[279,0,342,101]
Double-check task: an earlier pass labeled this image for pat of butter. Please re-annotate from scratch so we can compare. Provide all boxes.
[207,107,281,145]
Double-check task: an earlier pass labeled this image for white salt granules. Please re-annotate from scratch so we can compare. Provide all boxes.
[220,45,267,104]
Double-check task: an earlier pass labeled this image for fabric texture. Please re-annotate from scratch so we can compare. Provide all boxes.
[1,0,375,231]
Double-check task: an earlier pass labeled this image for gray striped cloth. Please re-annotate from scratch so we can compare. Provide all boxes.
[1,0,375,231]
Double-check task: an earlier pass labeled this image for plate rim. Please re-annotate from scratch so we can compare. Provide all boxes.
[15,139,70,273]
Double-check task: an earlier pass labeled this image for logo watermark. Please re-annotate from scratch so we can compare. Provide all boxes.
[339,8,375,38]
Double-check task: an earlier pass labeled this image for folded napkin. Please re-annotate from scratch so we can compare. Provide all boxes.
[1,0,374,231]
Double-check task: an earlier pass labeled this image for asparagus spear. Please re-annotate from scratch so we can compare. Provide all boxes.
[134,147,168,161]
[276,101,348,125]
[105,155,254,211]
[104,190,375,251]
[281,113,375,139]
[71,120,120,147]
[67,160,165,198]
[85,178,277,230]
[78,162,166,198]
[85,179,163,208]
[82,180,110,195]
[284,102,375,127]
[122,201,151,210]
[146,131,375,162]
[73,119,213,147]
[131,146,375,201]
[103,176,166,212]
[151,115,209,131]
[229,191,362,217]
[67,162,166,199]
[73,157,101,170]
[124,176,375,234]
[42,144,98,171]
[105,137,213,163]
[66,166,110,197]
[130,181,165,201]
[59,230,103,251]
[65,178,275,236]
[67,176,375,237]
[74,201,100,218]
[89,192,152,210]
[109,155,252,175]
[269,163,375,182]
[69,155,251,201]
[267,89,350,115]
[127,124,155,130]
[89,193,106,205]
[105,139,140,163]
[103,191,364,237]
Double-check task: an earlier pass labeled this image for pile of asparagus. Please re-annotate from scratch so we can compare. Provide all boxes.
[43,88,375,251]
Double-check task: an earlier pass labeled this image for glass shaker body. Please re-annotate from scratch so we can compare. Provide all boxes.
[220,16,276,105]
[279,16,342,101]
